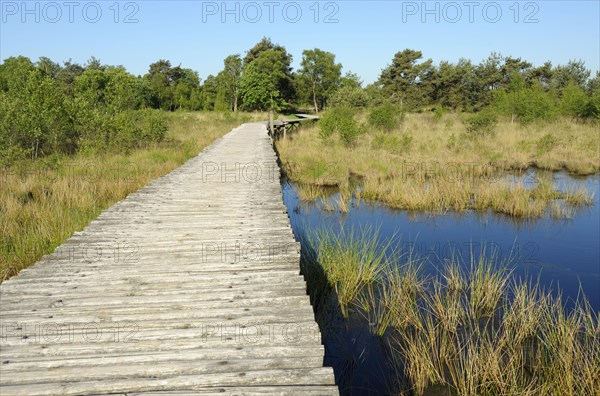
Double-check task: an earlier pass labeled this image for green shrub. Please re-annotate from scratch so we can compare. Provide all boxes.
[581,90,600,120]
[145,111,168,142]
[328,86,369,108]
[110,112,139,150]
[339,121,360,147]
[433,104,445,122]
[319,105,360,147]
[560,81,588,119]
[318,110,337,141]
[0,145,30,166]
[493,84,558,124]
[111,110,168,150]
[464,109,498,137]
[517,88,558,124]
[368,102,404,132]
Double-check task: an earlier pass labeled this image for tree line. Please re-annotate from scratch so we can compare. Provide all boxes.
[1,37,598,163]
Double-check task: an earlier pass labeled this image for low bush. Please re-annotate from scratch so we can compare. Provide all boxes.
[464,109,498,137]
[368,102,404,132]
[319,105,360,146]
[328,86,370,108]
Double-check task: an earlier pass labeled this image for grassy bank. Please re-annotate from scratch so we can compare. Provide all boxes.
[0,111,261,281]
[303,227,599,395]
[276,113,598,218]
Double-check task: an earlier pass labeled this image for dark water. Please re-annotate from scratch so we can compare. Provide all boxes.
[281,171,600,395]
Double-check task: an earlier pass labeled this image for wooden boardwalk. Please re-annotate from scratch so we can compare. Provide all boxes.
[268,114,319,139]
[0,123,338,395]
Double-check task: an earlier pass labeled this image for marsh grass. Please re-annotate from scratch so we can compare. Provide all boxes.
[467,252,512,319]
[295,183,324,202]
[565,186,596,206]
[359,262,425,337]
[276,113,598,219]
[306,226,395,317]
[1,111,261,280]
[306,227,600,396]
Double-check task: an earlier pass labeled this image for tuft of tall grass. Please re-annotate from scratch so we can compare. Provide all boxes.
[565,186,596,206]
[441,258,466,293]
[306,227,600,396]
[426,280,466,333]
[359,262,425,336]
[467,252,512,319]
[295,183,324,202]
[551,202,574,219]
[307,226,392,317]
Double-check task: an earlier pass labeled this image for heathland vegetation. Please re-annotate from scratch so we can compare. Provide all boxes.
[277,112,597,219]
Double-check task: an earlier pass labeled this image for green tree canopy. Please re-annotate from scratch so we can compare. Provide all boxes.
[218,54,243,112]
[299,48,342,112]
[240,49,291,111]
[431,59,475,110]
[145,60,201,110]
[378,49,434,109]
[243,38,295,106]
[552,60,591,93]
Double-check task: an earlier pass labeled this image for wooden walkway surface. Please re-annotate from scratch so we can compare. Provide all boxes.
[0,123,338,395]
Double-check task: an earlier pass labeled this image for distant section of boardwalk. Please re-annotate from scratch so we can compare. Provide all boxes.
[268,114,319,139]
[0,123,338,395]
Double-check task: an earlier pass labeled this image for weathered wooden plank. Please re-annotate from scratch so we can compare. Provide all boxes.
[0,295,310,314]
[0,285,308,303]
[0,310,320,342]
[8,260,303,277]
[0,367,336,396]
[0,327,324,357]
[125,386,338,396]
[1,357,328,386]
[1,271,306,288]
[0,345,325,369]
[7,266,303,281]
[0,307,319,333]
[0,320,322,347]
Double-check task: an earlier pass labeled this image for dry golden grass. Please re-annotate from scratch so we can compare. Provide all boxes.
[295,183,324,202]
[0,111,262,281]
[276,113,599,218]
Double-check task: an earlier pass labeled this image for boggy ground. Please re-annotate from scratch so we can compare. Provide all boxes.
[276,113,599,219]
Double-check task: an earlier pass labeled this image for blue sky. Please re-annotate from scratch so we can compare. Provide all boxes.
[1,0,598,84]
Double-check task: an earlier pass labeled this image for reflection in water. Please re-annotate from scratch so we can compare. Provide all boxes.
[282,171,599,395]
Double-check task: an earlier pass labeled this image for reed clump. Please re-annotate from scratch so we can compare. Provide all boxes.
[306,226,391,317]
[306,227,600,396]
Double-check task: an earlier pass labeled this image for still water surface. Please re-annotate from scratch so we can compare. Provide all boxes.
[281,171,599,394]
